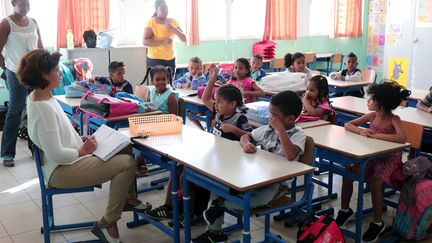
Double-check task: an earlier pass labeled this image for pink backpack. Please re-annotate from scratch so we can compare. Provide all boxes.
[79,91,137,118]
[297,215,345,243]
[197,83,221,99]
[393,179,432,240]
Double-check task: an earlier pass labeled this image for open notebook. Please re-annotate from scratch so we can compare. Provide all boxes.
[92,125,130,161]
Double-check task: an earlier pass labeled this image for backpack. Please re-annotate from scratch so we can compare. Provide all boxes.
[217,63,234,81]
[79,91,137,118]
[393,157,432,240]
[297,214,345,243]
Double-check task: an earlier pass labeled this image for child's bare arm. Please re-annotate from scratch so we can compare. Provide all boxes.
[345,113,374,136]
[244,83,265,97]
[417,101,432,113]
[269,114,300,161]
[220,124,249,138]
[302,95,325,117]
[202,64,218,110]
[240,133,256,153]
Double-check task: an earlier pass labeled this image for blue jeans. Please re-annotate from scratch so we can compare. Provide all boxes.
[146,57,176,83]
[1,69,28,159]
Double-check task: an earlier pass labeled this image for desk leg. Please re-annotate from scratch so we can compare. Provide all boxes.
[205,110,212,133]
[170,162,180,243]
[79,112,84,136]
[355,161,367,243]
[242,191,253,243]
[183,173,191,243]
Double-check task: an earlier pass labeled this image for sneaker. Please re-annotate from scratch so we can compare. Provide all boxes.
[168,214,197,228]
[335,208,354,227]
[203,198,225,226]
[144,205,173,220]
[362,221,385,242]
[192,230,227,243]
[2,156,14,167]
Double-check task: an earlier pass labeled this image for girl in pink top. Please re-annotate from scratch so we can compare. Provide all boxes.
[228,58,264,103]
[300,75,334,122]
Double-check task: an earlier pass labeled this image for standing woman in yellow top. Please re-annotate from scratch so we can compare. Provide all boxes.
[143,0,186,79]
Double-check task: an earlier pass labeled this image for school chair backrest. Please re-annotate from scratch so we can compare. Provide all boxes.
[328,53,344,75]
[33,145,97,243]
[361,68,377,84]
[303,52,316,68]
[270,58,285,72]
[401,121,423,159]
[298,136,315,166]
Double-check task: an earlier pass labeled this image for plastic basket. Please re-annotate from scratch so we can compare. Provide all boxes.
[128,114,183,137]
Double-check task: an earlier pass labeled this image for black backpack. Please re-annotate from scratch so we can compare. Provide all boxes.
[83,30,97,48]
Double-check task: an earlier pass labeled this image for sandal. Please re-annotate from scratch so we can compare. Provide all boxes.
[90,220,121,243]
[123,202,152,213]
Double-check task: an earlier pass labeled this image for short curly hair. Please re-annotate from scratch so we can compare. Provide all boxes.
[17,49,61,90]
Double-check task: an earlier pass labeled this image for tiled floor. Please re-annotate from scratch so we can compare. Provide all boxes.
[0,131,428,243]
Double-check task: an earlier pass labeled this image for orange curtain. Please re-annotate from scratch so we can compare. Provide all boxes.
[333,0,362,38]
[262,0,297,40]
[57,0,110,49]
[186,0,199,46]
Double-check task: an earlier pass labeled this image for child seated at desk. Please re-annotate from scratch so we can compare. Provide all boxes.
[329,52,363,97]
[250,54,266,84]
[228,57,265,103]
[285,52,313,80]
[192,91,305,243]
[145,65,252,226]
[146,66,178,114]
[172,56,207,90]
[95,61,133,96]
[336,81,409,242]
[416,86,432,113]
[300,75,334,122]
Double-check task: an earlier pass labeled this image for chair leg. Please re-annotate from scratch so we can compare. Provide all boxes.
[42,195,51,243]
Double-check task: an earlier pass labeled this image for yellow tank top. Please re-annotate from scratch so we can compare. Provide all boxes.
[145,18,179,60]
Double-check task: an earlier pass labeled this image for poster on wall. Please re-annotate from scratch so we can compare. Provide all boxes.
[386,57,409,87]
[367,0,387,73]
[417,0,432,26]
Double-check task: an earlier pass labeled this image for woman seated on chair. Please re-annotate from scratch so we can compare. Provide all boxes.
[19,49,148,243]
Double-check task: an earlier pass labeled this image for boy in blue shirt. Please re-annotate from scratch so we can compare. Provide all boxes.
[95,61,133,96]
[251,54,266,85]
[173,56,206,90]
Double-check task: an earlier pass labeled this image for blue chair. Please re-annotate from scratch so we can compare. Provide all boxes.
[33,146,99,243]
[317,53,344,76]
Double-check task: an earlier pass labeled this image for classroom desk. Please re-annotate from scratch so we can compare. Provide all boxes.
[331,96,432,129]
[304,125,407,243]
[248,119,330,129]
[407,88,429,107]
[54,95,84,135]
[126,125,314,242]
[177,91,213,132]
[327,79,370,96]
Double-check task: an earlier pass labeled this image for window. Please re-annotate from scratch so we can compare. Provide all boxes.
[28,0,58,48]
[199,0,226,40]
[231,0,266,39]
[309,0,333,36]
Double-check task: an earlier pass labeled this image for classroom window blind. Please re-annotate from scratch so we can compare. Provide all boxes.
[309,0,333,36]
[231,0,265,39]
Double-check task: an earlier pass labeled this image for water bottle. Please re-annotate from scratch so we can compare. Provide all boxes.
[67,29,74,49]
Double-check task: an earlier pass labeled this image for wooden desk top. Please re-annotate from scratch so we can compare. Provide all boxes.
[331,96,432,129]
[304,125,407,159]
[180,95,206,107]
[128,125,314,191]
[249,119,329,129]
[263,87,306,96]
[174,88,198,98]
[55,95,81,108]
[408,89,428,101]
[327,79,370,88]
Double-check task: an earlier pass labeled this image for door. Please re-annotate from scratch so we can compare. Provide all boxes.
[411,0,432,89]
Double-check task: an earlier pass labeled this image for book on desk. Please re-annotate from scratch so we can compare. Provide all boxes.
[92,125,130,161]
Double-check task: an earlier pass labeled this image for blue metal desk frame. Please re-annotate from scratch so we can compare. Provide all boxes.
[328,84,366,97]
[181,100,212,133]
[58,102,84,136]
[312,145,405,243]
[126,144,181,243]
[182,167,314,243]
